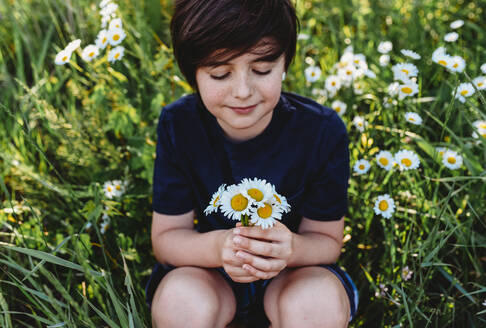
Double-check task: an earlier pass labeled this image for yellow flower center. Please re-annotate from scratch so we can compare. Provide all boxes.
[231,194,248,211]
[257,203,273,219]
[481,133,486,138]
[401,68,409,75]
[358,164,365,170]
[453,63,458,68]
[273,194,282,204]
[378,200,389,211]
[62,56,68,61]
[335,107,341,112]
[409,117,415,122]
[401,158,412,167]
[354,59,360,64]
[402,87,413,94]
[115,185,121,190]
[346,70,352,75]
[107,186,112,192]
[438,60,447,66]
[89,52,95,57]
[478,82,484,87]
[331,81,336,86]
[311,72,316,77]
[460,90,468,96]
[247,188,264,202]
[103,37,107,43]
[480,123,486,129]
[212,196,220,207]
[379,157,389,166]
[447,157,456,164]
[358,122,363,127]
[115,53,120,59]
[113,34,120,41]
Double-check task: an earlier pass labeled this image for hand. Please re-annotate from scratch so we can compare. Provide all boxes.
[219,228,260,283]
[232,221,294,280]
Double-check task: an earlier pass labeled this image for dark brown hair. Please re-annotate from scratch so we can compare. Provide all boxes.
[170,0,298,87]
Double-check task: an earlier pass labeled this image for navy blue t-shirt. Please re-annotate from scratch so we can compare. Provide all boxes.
[152,92,349,233]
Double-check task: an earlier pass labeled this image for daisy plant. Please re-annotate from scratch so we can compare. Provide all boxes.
[204,178,291,229]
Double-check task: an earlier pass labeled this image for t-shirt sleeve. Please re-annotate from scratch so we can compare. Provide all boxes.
[301,113,350,221]
[152,109,195,215]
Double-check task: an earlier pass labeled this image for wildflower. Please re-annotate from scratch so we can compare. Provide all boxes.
[111,179,127,197]
[325,75,341,92]
[450,20,464,29]
[270,186,291,213]
[435,147,448,157]
[395,150,420,171]
[401,266,413,281]
[95,29,109,49]
[103,181,116,198]
[444,32,459,42]
[481,63,486,74]
[383,96,397,108]
[108,46,125,63]
[482,300,486,307]
[398,82,419,100]
[388,82,400,97]
[109,17,123,30]
[353,82,364,95]
[55,49,72,65]
[432,46,447,59]
[378,41,393,54]
[304,66,321,83]
[364,69,376,78]
[204,184,226,215]
[100,220,109,234]
[337,65,356,86]
[297,33,310,40]
[219,184,252,221]
[336,51,354,69]
[352,116,367,132]
[353,159,371,174]
[375,284,388,298]
[100,2,118,16]
[379,54,390,66]
[392,63,418,83]
[65,39,81,52]
[442,150,463,170]
[84,221,93,230]
[107,27,126,46]
[331,100,346,116]
[449,55,466,73]
[404,112,423,125]
[472,120,486,139]
[249,202,283,229]
[81,45,100,62]
[99,0,112,8]
[453,82,475,103]
[375,150,394,171]
[472,76,486,90]
[374,194,396,218]
[400,49,421,60]
[101,15,110,28]
[240,178,274,209]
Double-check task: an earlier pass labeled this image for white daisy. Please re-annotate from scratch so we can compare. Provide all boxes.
[435,147,448,157]
[304,66,322,83]
[297,33,310,40]
[374,194,395,218]
[100,2,118,16]
[204,184,226,215]
[432,46,447,60]
[400,49,421,60]
[101,15,110,29]
[240,178,274,208]
[65,39,81,53]
[109,17,123,30]
[453,82,475,103]
[398,82,419,100]
[81,45,100,62]
[325,75,341,92]
[249,202,283,229]
[378,41,393,54]
[95,29,109,49]
[99,0,112,8]
[336,51,355,69]
[338,64,357,85]
[352,116,367,132]
[448,55,466,73]
[481,63,486,74]
[379,54,390,66]
[442,150,463,170]
[472,120,486,139]
[219,184,252,221]
[404,112,423,125]
[402,266,413,281]
[388,82,400,97]
[450,20,464,29]
[375,150,395,171]
[352,54,368,71]
[103,181,116,199]
[394,149,420,171]
[364,69,377,78]
[383,96,397,108]
[353,82,364,95]
[444,32,459,42]
[112,179,127,197]
[55,49,72,65]
[107,27,126,46]
[353,159,371,174]
[392,63,419,83]
[270,188,291,214]
[472,76,486,90]
[108,46,125,63]
[331,100,347,116]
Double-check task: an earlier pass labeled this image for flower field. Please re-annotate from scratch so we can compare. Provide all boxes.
[1,0,485,326]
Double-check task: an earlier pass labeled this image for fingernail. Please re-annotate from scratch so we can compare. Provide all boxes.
[233,228,240,234]
[233,236,241,244]
[236,251,244,258]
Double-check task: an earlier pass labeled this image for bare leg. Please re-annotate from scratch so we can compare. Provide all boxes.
[264,266,350,328]
[151,266,237,328]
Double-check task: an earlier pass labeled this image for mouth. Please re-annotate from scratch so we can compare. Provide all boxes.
[228,104,258,114]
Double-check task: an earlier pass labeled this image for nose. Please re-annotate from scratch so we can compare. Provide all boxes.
[232,71,252,100]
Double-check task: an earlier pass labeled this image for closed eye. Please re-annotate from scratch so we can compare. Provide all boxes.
[210,72,230,80]
[253,69,271,75]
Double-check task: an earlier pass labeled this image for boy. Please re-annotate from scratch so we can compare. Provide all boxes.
[145,0,358,327]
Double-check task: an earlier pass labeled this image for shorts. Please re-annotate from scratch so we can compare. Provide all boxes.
[145,263,358,327]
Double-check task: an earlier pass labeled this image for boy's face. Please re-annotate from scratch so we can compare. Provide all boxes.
[195,43,285,142]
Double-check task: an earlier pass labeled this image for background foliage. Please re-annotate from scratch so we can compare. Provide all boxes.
[0,0,485,327]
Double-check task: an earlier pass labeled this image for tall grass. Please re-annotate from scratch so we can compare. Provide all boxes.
[0,0,485,327]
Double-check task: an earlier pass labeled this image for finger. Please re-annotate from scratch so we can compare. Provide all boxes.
[236,250,286,272]
[233,223,287,242]
[242,264,280,280]
[233,235,278,257]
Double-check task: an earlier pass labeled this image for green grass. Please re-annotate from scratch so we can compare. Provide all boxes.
[1,0,485,327]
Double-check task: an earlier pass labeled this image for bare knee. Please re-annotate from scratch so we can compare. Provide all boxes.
[275,267,350,328]
[151,267,235,328]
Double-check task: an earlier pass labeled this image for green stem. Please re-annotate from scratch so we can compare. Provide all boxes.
[242,214,249,226]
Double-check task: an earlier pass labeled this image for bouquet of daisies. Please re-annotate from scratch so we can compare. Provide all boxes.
[204,178,291,229]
